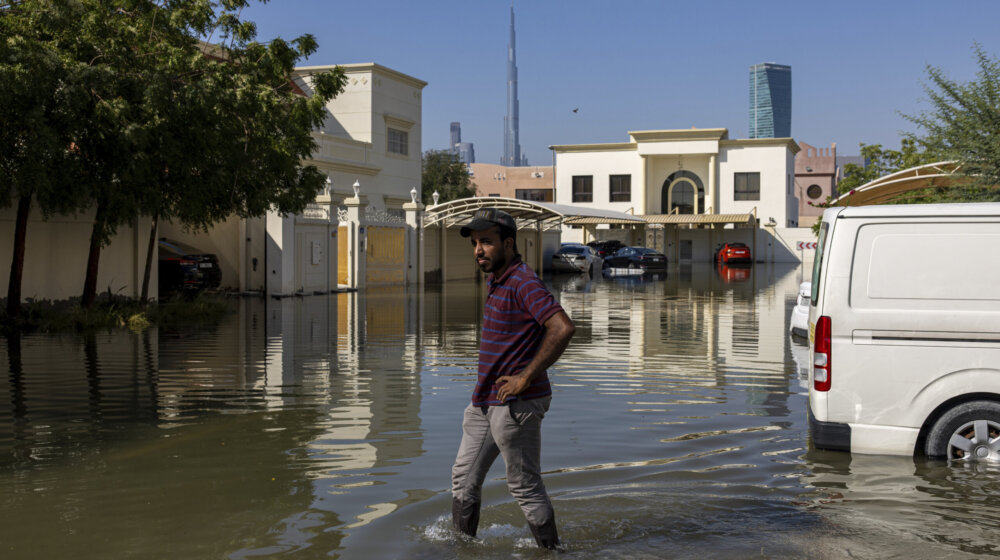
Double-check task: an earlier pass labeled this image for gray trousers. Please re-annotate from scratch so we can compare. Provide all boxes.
[451,397,555,532]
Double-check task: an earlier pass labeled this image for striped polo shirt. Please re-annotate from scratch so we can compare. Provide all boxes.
[473,256,564,407]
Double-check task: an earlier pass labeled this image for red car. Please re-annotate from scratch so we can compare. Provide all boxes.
[715,242,752,265]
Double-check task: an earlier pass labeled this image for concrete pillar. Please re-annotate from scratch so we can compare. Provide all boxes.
[438,222,447,283]
[327,195,343,293]
[403,197,424,285]
[708,153,717,213]
[266,210,296,296]
[344,193,368,289]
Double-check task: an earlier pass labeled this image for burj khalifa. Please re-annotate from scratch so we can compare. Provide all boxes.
[502,6,525,167]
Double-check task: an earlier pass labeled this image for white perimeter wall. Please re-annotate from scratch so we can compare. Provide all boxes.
[0,204,155,302]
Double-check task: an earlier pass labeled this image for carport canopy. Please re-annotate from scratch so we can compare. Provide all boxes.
[423,196,646,230]
[830,161,965,206]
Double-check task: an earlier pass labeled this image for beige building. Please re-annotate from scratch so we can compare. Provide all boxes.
[469,163,553,201]
[164,62,427,295]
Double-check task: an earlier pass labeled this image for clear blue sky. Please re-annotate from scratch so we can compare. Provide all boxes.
[241,0,1000,164]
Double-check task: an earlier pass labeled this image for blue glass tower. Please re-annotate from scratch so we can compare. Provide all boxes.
[749,63,791,138]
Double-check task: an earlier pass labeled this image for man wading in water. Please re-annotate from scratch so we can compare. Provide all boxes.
[451,209,575,550]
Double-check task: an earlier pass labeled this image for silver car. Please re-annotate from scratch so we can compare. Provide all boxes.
[551,243,603,275]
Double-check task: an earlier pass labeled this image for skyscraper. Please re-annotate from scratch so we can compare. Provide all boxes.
[449,122,475,164]
[502,6,524,167]
[749,63,792,139]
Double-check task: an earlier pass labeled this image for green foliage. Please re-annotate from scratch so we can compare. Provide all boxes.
[836,139,936,196]
[0,293,233,334]
[905,43,1000,190]
[421,149,475,205]
[1,0,347,306]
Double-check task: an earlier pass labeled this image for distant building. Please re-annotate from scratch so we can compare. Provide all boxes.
[795,142,837,228]
[502,6,525,166]
[456,142,475,164]
[749,63,791,139]
[836,155,867,181]
[449,122,475,163]
[469,163,552,201]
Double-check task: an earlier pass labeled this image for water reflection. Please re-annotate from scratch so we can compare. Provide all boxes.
[0,265,997,559]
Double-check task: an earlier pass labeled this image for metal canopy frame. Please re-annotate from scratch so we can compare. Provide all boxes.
[423,196,645,231]
[831,161,966,206]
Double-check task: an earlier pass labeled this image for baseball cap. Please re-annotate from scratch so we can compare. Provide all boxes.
[460,208,517,237]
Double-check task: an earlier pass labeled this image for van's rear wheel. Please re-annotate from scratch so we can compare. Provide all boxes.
[925,401,1000,461]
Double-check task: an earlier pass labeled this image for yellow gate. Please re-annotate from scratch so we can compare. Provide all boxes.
[338,226,348,286]
[366,226,405,284]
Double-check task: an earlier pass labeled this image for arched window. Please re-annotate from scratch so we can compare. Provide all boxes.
[661,171,705,214]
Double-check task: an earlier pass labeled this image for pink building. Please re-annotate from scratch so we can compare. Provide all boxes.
[469,163,553,201]
[795,141,837,228]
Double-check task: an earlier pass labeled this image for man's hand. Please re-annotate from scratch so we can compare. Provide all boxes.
[495,374,530,402]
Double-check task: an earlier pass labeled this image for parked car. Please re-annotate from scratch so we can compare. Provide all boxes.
[808,202,1000,460]
[551,243,603,275]
[603,246,667,271]
[715,242,752,265]
[158,238,222,294]
[789,281,810,337]
[586,239,625,258]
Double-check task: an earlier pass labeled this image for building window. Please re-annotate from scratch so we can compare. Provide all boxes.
[516,189,552,202]
[387,128,408,156]
[734,172,760,201]
[572,175,593,203]
[807,184,823,199]
[609,174,631,202]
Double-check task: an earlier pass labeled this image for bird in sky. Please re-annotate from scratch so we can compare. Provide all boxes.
[572,107,579,113]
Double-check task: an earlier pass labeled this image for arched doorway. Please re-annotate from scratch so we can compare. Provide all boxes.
[661,171,705,214]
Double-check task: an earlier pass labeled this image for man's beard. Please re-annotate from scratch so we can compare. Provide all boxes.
[478,254,506,273]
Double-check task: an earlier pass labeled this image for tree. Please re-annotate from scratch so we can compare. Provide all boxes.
[905,43,1000,192]
[2,0,346,308]
[421,149,475,205]
[836,139,936,196]
[0,5,93,318]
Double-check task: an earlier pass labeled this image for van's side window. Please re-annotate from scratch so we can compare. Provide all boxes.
[811,222,829,305]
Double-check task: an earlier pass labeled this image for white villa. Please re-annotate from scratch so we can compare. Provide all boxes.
[551,128,802,262]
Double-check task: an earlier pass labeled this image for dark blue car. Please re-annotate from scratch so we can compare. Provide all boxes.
[603,246,668,271]
[158,238,222,294]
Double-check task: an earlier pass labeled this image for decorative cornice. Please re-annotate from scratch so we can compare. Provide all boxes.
[548,142,637,153]
[720,138,801,155]
[309,157,381,177]
[383,113,415,130]
[295,63,428,89]
[628,128,729,142]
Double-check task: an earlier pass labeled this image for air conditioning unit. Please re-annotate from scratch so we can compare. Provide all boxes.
[532,171,544,178]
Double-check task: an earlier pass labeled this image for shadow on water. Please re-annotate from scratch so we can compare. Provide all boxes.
[0,265,998,559]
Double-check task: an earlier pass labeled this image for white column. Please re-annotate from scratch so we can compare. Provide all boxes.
[708,153,717,214]
[403,199,424,285]
[266,209,296,296]
[344,194,368,289]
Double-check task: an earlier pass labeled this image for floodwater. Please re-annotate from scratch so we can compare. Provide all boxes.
[2,264,1000,559]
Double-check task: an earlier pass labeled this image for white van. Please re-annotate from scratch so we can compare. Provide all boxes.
[808,203,1000,460]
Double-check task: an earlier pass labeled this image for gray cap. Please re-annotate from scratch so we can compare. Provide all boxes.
[460,208,516,237]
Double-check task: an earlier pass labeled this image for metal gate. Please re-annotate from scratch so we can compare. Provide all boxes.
[365,207,406,285]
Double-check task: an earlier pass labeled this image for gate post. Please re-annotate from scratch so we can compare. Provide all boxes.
[344,181,367,289]
[403,187,424,286]
[327,194,343,293]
